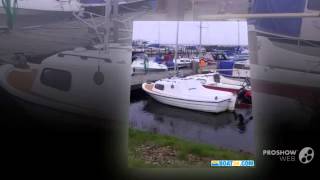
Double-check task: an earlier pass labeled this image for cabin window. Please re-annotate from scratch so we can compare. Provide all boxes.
[40,68,72,91]
[308,0,320,10]
[155,84,164,90]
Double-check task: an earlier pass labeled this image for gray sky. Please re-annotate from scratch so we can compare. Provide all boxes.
[133,21,248,46]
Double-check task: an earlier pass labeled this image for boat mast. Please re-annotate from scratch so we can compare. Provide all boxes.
[199,21,202,56]
[158,21,161,54]
[2,0,17,30]
[104,0,112,54]
[237,20,240,52]
[174,21,180,74]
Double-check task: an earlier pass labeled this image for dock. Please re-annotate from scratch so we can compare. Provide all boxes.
[131,68,195,90]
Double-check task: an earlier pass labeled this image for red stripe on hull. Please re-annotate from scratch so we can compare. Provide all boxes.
[203,84,240,94]
[203,85,252,108]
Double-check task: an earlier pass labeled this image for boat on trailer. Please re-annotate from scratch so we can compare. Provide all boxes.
[142,78,237,113]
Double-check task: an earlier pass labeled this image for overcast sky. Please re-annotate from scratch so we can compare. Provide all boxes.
[133,21,248,46]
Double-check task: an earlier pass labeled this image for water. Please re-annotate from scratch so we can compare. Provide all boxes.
[129,90,255,153]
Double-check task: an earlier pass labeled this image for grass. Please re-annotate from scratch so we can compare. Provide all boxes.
[128,128,254,168]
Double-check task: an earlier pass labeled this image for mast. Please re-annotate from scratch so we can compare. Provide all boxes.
[199,21,202,55]
[158,21,161,54]
[192,0,195,20]
[104,0,112,54]
[174,21,180,74]
[2,0,17,30]
[199,21,208,56]
[237,20,240,51]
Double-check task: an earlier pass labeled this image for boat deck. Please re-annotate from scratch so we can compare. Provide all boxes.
[131,69,194,90]
[131,64,217,90]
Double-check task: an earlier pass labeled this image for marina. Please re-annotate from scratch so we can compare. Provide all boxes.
[2,0,319,170]
[0,0,254,160]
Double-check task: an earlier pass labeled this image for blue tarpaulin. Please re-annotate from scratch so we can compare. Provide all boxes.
[217,61,234,76]
[250,0,306,37]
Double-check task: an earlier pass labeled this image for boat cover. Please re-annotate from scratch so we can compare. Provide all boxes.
[250,0,306,37]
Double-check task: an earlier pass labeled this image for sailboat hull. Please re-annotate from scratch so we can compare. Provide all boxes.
[142,83,232,113]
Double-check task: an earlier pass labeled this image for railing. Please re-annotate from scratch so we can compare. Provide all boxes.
[72,1,151,45]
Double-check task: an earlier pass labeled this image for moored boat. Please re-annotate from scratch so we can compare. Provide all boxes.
[131,54,168,73]
[142,78,237,113]
[0,44,131,119]
[172,57,193,68]
[217,59,250,79]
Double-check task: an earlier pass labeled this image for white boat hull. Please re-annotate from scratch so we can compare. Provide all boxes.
[0,45,132,120]
[131,59,168,72]
[142,83,231,113]
[149,93,230,113]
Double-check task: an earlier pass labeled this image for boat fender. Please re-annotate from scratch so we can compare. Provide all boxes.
[93,63,104,85]
[94,71,104,85]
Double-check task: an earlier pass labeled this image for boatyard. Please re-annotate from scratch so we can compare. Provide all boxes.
[2,0,319,171]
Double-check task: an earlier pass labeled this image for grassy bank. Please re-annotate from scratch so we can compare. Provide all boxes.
[128,128,254,168]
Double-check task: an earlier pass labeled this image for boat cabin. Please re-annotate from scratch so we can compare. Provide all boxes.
[1,46,131,118]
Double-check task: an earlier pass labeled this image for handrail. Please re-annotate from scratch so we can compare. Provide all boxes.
[199,12,320,21]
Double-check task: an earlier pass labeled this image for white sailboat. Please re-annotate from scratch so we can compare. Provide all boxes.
[0,45,131,119]
[142,78,237,113]
[248,0,320,122]
[0,1,132,119]
[174,57,193,68]
[131,54,168,73]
